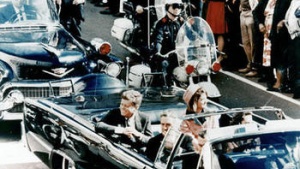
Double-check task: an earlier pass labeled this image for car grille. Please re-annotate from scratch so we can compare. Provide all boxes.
[9,86,73,112]
[17,86,72,98]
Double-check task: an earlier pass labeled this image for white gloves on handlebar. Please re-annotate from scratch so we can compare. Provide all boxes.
[136,5,144,14]
[155,52,164,58]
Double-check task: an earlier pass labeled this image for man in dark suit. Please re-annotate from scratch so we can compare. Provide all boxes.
[95,90,152,151]
[264,133,300,169]
[277,134,300,169]
[145,111,174,161]
[0,0,37,24]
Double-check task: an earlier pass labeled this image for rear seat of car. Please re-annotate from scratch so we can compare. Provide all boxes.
[234,157,266,169]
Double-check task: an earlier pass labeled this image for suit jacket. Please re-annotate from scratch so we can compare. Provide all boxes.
[0,4,37,23]
[252,0,291,67]
[145,133,164,161]
[252,0,291,41]
[265,144,300,169]
[95,108,153,149]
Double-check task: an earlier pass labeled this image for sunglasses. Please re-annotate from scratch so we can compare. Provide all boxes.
[171,3,184,9]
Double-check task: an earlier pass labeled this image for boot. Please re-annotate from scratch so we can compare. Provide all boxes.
[293,79,300,99]
[293,86,300,99]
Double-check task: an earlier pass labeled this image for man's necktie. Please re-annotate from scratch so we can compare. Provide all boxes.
[125,118,129,127]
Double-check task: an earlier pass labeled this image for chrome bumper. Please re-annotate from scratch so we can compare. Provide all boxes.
[0,90,24,120]
[0,80,74,120]
[0,111,23,120]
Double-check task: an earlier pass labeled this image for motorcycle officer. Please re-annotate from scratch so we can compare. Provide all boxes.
[55,0,85,37]
[125,0,156,57]
[151,0,185,87]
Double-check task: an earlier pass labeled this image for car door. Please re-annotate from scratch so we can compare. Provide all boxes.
[23,100,58,166]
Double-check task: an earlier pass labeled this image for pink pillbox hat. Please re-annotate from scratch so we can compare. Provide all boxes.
[183,84,201,104]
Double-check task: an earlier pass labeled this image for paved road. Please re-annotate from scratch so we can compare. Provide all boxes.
[0,121,48,169]
[0,141,48,169]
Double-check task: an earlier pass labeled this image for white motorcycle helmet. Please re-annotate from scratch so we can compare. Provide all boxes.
[165,0,184,16]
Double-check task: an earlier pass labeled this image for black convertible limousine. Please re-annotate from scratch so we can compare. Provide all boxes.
[22,87,295,169]
[22,88,227,169]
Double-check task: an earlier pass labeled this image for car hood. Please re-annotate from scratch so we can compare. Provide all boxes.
[0,42,85,66]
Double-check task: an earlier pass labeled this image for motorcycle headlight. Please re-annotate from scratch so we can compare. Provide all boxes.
[195,58,210,75]
[173,66,188,82]
[105,62,121,77]
[90,38,111,55]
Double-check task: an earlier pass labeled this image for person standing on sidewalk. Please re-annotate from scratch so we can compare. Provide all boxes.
[253,0,291,92]
[205,0,228,67]
[285,0,300,99]
[238,0,258,77]
[56,0,85,37]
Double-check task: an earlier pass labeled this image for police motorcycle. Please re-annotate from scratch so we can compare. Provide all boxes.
[139,16,221,101]
[171,16,221,100]
[111,0,165,62]
[112,0,220,101]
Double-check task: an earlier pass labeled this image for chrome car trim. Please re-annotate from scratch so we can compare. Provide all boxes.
[42,68,75,78]
[0,90,24,116]
[27,131,54,153]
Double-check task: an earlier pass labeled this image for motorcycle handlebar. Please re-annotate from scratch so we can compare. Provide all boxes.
[156,50,176,58]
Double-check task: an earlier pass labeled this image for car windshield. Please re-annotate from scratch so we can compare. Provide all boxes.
[154,127,182,167]
[0,0,58,25]
[0,26,81,47]
[211,131,300,169]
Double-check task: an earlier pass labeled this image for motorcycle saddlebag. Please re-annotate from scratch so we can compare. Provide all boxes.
[128,64,151,88]
[111,18,133,41]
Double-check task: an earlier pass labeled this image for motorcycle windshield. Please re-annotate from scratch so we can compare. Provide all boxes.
[175,17,217,68]
[153,0,165,20]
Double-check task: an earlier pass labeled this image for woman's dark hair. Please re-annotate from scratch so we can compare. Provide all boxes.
[230,112,252,125]
[187,88,207,112]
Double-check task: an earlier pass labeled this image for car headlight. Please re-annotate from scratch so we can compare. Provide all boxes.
[8,90,24,104]
[0,90,24,112]
[105,62,121,77]
[90,38,111,55]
